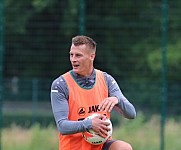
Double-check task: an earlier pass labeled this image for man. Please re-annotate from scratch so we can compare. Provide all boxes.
[51,35,136,150]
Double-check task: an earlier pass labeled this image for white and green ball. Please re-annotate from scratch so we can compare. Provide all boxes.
[82,113,113,145]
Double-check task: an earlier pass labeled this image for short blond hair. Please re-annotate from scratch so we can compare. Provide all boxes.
[72,35,96,52]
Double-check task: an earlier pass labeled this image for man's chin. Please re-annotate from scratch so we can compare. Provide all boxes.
[72,69,79,74]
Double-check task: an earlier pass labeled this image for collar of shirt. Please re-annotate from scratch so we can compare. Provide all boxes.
[70,69,96,88]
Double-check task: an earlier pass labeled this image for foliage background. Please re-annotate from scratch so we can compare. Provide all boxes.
[1,0,181,149]
[2,115,181,150]
[4,0,181,114]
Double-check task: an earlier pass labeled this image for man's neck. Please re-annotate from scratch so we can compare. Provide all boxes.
[72,68,95,78]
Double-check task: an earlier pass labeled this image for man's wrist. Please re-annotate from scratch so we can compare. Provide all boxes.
[114,96,119,106]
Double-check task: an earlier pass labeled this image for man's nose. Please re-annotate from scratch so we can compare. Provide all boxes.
[70,55,77,61]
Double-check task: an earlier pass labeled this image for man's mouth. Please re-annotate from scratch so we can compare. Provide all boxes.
[72,64,79,69]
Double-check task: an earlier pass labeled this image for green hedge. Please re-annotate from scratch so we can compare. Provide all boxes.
[2,112,56,128]
[2,111,122,128]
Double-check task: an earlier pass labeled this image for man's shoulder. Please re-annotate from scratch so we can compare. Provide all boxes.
[95,69,114,85]
[52,75,64,83]
[51,75,67,89]
[96,70,111,79]
[51,75,69,99]
[51,71,71,84]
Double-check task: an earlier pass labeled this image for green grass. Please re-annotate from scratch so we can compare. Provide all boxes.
[2,124,58,150]
[2,113,181,150]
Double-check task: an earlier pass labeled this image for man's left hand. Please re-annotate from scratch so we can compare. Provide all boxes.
[98,97,119,112]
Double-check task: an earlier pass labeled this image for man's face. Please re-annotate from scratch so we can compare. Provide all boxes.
[69,44,95,76]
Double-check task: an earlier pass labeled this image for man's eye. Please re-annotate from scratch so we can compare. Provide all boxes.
[76,54,82,57]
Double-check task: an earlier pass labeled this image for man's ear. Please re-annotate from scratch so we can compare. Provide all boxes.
[90,53,96,60]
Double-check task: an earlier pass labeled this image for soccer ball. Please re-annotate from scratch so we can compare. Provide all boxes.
[82,113,112,145]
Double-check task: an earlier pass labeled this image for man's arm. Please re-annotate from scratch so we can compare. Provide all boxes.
[104,73,136,119]
[50,77,92,135]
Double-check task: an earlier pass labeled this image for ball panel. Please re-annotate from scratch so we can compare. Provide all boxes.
[82,113,113,145]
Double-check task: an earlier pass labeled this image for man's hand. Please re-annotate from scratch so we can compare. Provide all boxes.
[91,114,110,138]
[98,97,119,112]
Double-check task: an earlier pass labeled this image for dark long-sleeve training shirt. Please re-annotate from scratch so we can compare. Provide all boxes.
[51,69,136,135]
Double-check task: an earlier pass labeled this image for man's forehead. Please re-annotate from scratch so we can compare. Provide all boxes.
[70,44,87,52]
[71,44,87,49]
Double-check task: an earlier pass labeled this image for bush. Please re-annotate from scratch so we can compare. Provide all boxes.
[3,112,56,128]
[2,124,58,150]
[2,113,181,150]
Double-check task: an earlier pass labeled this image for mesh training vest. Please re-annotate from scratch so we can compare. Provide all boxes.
[59,69,110,150]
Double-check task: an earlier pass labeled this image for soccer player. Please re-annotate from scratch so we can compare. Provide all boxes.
[51,35,136,150]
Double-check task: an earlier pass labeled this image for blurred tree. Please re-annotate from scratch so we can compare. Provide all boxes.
[4,0,181,80]
[3,0,181,114]
[5,0,72,77]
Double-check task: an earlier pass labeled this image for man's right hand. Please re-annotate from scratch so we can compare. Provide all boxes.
[91,114,111,138]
